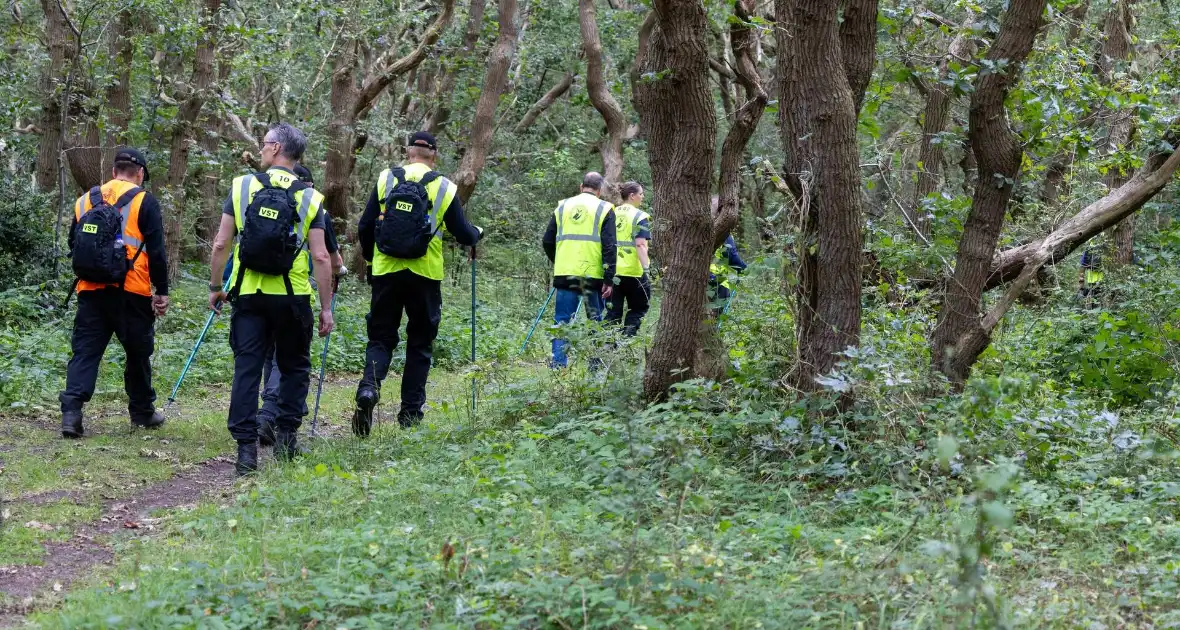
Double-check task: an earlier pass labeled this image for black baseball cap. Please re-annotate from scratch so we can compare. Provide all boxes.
[294,164,314,184]
[408,131,437,151]
[113,147,150,181]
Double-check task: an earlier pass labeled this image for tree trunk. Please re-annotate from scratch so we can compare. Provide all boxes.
[911,22,976,237]
[838,0,879,114]
[1098,0,1137,267]
[427,0,488,134]
[579,0,628,191]
[777,0,867,391]
[714,0,768,248]
[161,0,220,281]
[105,10,134,149]
[515,71,575,133]
[636,0,717,400]
[930,0,1047,383]
[35,0,77,193]
[452,0,518,203]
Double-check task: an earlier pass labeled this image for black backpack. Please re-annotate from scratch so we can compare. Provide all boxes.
[234,173,308,296]
[72,186,145,285]
[375,167,443,259]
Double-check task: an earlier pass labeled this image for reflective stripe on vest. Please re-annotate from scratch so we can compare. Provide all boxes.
[553,194,612,279]
[372,163,457,281]
[74,180,150,296]
[230,168,323,297]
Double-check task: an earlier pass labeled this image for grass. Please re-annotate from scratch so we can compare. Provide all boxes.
[3,258,1180,628]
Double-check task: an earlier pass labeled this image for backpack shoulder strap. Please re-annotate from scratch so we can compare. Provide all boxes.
[418,171,442,187]
[113,186,143,210]
[254,172,272,189]
[87,186,104,210]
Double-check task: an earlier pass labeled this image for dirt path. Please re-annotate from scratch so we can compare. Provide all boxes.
[0,457,235,623]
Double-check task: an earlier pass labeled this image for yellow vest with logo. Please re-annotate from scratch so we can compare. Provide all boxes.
[553,193,612,279]
[710,247,732,290]
[614,203,650,278]
[372,162,457,281]
[230,168,324,297]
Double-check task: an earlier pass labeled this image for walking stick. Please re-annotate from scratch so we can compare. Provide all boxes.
[166,276,232,408]
[519,287,555,355]
[470,247,478,413]
[310,292,337,437]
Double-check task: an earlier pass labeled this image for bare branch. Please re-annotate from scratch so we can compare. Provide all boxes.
[355,0,456,120]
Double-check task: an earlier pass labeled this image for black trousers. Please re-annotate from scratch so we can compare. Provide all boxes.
[60,288,156,418]
[227,294,313,444]
[358,270,442,418]
[605,275,651,337]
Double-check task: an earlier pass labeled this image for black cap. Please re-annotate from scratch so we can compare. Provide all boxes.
[113,146,150,181]
[407,131,437,151]
[293,164,314,185]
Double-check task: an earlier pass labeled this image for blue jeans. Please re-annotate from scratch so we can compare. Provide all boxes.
[551,287,604,368]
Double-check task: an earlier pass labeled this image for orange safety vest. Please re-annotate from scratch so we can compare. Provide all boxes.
[73,179,152,297]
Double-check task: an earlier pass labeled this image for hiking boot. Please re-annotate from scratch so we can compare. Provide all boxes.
[397,406,423,429]
[353,387,379,438]
[258,413,277,447]
[131,411,166,430]
[236,442,259,477]
[274,429,305,462]
[61,409,84,439]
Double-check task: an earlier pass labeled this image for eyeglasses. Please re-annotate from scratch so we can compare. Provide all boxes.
[263,141,279,150]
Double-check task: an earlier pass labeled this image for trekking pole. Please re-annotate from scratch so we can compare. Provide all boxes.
[519,287,555,355]
[167,276,232,408]
[310,292,338,438]
[470,247,477,413]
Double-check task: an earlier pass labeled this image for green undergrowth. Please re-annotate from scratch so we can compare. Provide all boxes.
[7,235,1180,628]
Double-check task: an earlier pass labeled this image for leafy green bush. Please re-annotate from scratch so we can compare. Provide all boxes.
[0,178,56,289]
[1050,310,1179,407]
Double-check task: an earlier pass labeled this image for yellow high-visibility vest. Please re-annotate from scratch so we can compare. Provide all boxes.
[614,203,650,278]
[553,192,612,279]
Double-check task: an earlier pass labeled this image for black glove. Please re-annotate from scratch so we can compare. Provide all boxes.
[365,264,373,286]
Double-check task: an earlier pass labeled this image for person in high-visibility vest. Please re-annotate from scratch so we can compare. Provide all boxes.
[1079,248,1104,305]
[541,172,618,367]
[605,181,652,337]
[353,131,484,434]
[60,147,171,438]
[208,123,335,476]
[254,164,344,446]
[708,234,748,317]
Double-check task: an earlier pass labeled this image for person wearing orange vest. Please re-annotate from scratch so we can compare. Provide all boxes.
[60,147,170,438]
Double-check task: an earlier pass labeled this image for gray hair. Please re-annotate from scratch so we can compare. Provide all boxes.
[266,122,307,161]
[582,172,605,192]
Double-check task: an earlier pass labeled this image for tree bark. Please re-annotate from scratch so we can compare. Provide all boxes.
[636,0,717,400]
[930,0,1047,383]
[452,0,518,203]
[579,0,628,191]
[838,0,879,114]
[714,0,768,248]
[427,0,488,134]
[161,0,220,281]
[777,0,867,391]
[35,0,77,193]
[514,71,575,133]
[911,20,976,237]
[1098,0,1137,267]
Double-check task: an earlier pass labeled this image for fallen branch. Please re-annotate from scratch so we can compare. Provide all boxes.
[987,126,1180,289]
[514,71,576,133]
